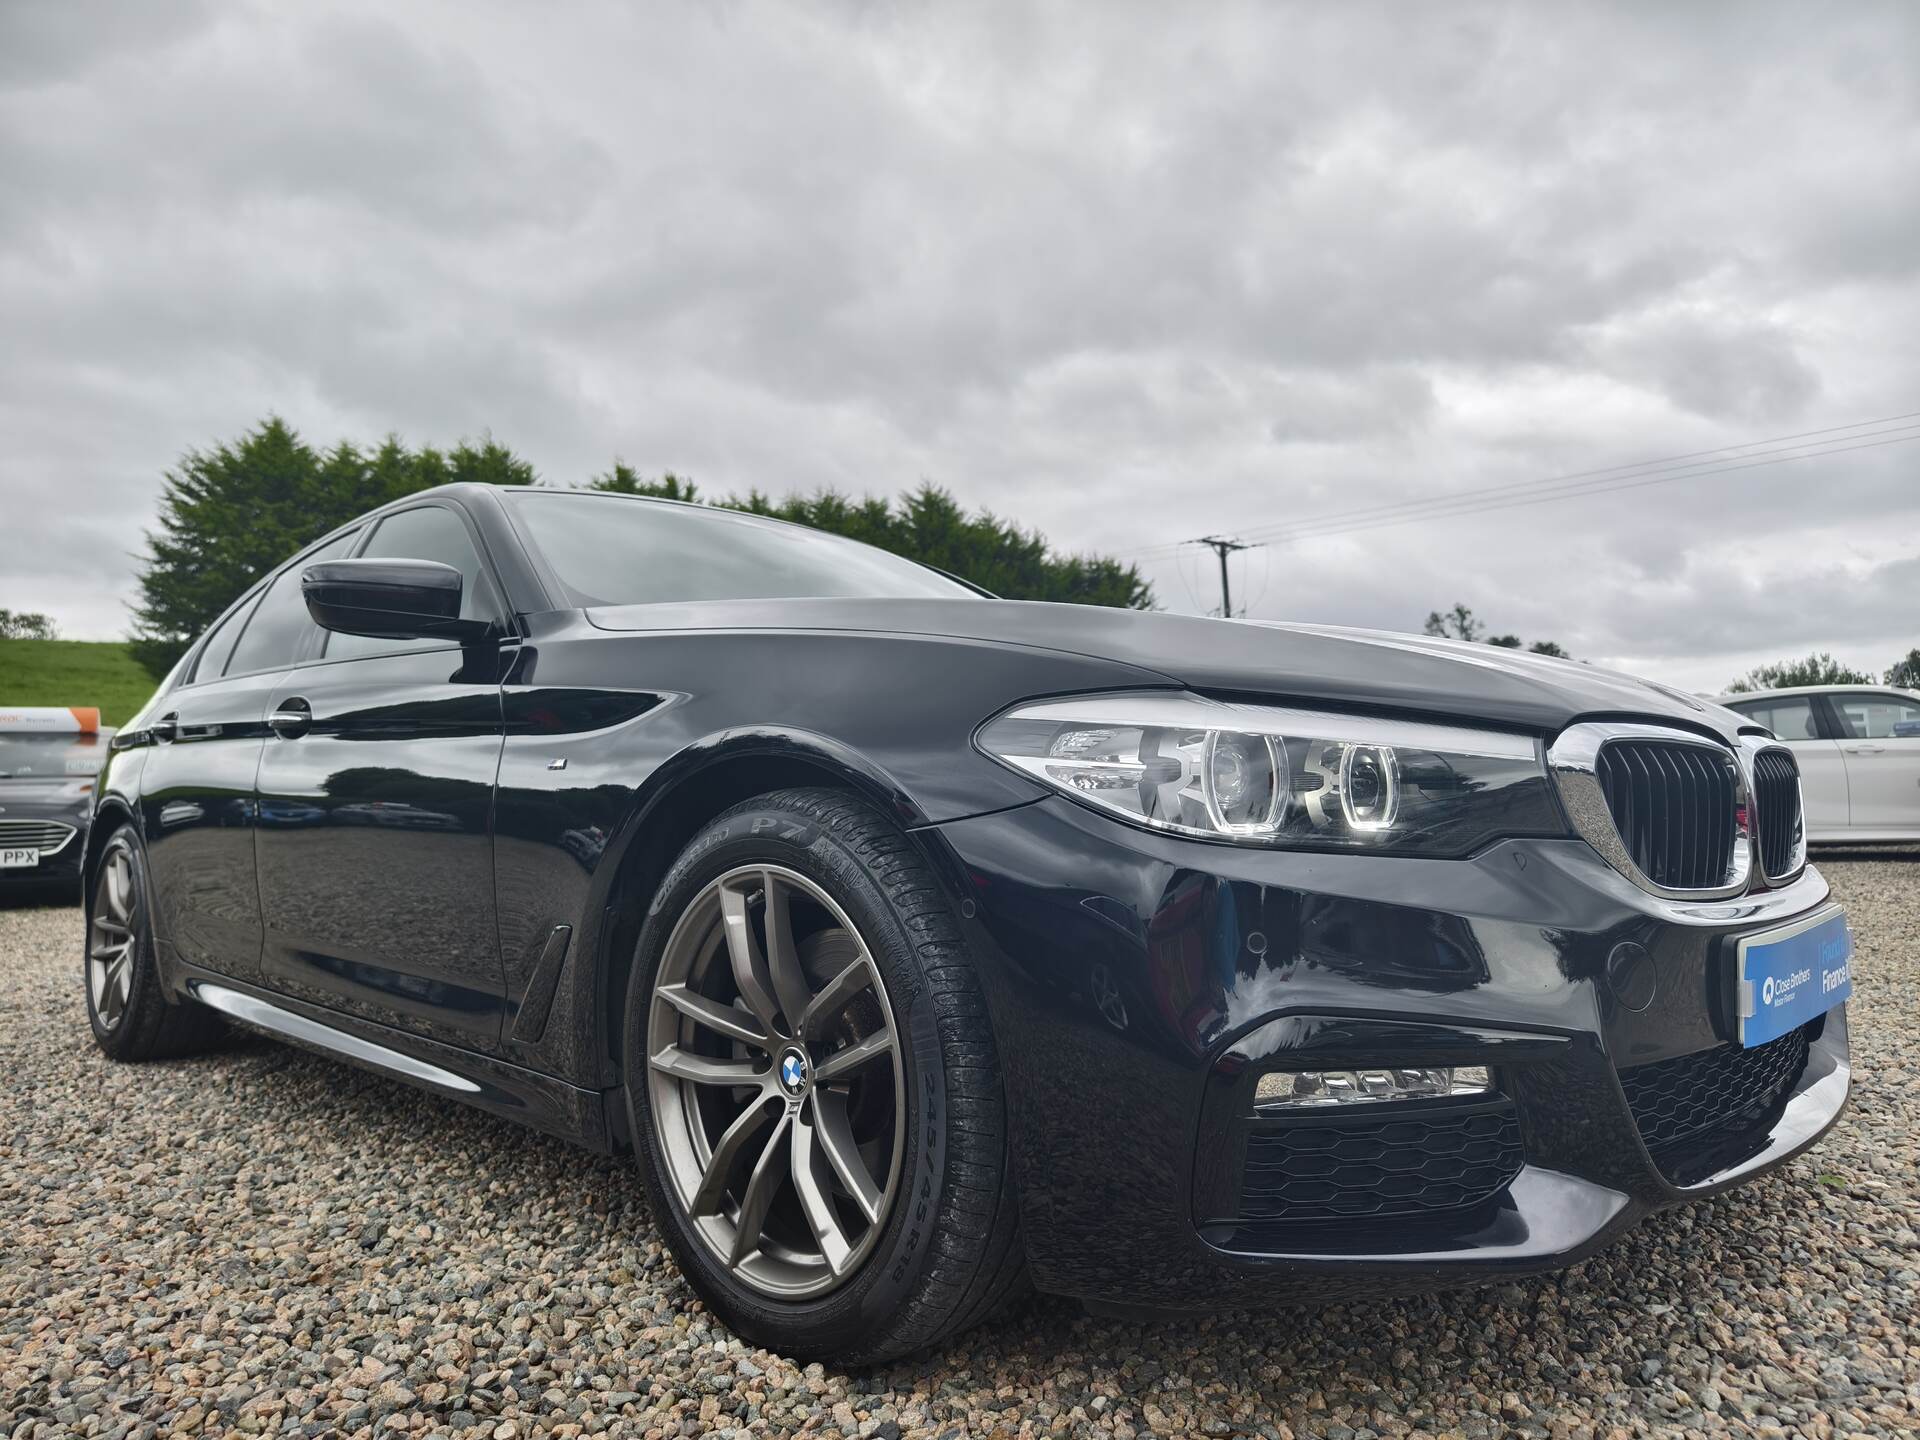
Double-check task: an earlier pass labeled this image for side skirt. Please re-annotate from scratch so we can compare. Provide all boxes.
[170,958,617,1154]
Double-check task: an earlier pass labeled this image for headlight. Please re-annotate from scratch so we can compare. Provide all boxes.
[977,692,1564,855]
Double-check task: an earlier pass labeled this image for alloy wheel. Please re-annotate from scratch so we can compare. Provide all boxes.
[88,840,138,1031]
[646,863,906,1299]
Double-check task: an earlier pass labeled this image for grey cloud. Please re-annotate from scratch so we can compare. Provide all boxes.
[1,0,1917,690]
[1583,309,1822,424]
[0,1,212,86]
[0,8,608,246]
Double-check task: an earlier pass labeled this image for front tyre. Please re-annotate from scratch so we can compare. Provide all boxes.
[86,825,225,1060]
[624,789,1026,1363]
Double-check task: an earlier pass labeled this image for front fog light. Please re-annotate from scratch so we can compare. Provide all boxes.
[1255,1065,1492,1107]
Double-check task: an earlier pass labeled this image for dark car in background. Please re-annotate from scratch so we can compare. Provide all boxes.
[83,485,1853,1362]
[0,709,112,894]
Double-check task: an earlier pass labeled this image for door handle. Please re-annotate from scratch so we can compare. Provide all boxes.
[268,697,313,739]
[150,711,178,744]
[1844,743,1886,755]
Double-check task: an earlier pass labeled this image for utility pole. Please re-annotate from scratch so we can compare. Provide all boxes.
[1193,536,1255,618]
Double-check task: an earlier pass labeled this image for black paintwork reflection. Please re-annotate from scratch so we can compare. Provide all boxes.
[255,648,506,1047]
[943,801,1539,1072]
[292,947,500,1016]
[487,614,1146,1087]
[581,594,1752,741]
[137,670,285,983]
[1222,1013,1576,1072]
[1294,897,1491,993]
[923,798,1845,1305]
[492,679,673,1078]
[499,675,669,734]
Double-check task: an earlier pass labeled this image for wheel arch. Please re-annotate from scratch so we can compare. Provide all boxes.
[81,795,139,894]
[588,727,957,1104]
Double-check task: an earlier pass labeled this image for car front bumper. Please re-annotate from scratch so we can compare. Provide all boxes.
[923,796,1850,1310]
[0,807,89,887]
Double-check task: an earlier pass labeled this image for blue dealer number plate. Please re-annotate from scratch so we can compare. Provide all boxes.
[1736,906,1852,1048]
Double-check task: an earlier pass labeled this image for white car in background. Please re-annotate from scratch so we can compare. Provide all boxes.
[1715,685,1920,843]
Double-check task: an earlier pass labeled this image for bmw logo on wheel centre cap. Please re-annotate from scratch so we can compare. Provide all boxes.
[779,1050,809,1096]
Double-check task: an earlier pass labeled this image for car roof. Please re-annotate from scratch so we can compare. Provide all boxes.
[1714,684,1920,703]
[413,481,842,531]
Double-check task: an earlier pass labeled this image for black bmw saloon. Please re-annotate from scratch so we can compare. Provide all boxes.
[86,483,1852,1362]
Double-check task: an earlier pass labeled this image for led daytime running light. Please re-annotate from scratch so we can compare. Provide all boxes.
[976,692,1557,854]
[1255,1065,1492,1107]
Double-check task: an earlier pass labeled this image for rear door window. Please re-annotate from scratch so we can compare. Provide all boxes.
[189,592,261,683]
[1828,693,1920,740]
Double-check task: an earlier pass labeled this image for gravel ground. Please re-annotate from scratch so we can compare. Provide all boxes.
[2,854,1916,1440]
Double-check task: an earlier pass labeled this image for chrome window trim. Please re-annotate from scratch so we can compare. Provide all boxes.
[1548,722,1753,901]
[1742,736,1808,885]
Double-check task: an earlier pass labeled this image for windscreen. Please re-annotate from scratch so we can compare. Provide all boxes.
[0,734,109,780]
[508,492,977,608]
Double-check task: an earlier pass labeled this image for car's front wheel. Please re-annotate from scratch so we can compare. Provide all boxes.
[624,788,1026,1363]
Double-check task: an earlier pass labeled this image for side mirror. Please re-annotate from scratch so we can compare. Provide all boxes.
[302,559,493,642]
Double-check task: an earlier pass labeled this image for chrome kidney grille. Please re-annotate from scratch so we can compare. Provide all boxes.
[1549,723,1753,899]
[1593,740,1739,891]
[1749,747,1805,880]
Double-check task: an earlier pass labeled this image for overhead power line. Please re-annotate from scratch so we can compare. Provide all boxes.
[1241,409,1920,542]
[1193,535,1258,618]
[1236,419,1920,546]
[1116,410,1920,562]
[1248,427,1920,547]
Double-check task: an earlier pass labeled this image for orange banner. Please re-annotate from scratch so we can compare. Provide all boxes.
[0,706,101,733]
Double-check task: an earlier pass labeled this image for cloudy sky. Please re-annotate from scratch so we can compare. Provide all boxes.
[3,1,1917,692]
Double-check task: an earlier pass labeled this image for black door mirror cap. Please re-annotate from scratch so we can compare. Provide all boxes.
[301,558,495,642]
